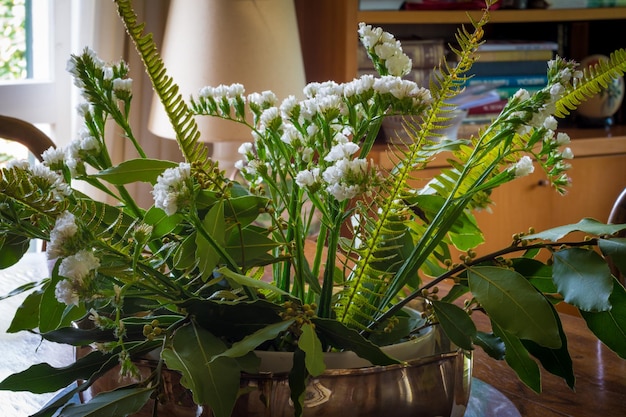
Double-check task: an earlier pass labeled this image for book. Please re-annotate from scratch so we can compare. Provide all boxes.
[357,39,446,70]
[475,49,555,62]
[470,60,549,77]
[468,99,507,116]
[477,40,559,52]
[466,74,548,88]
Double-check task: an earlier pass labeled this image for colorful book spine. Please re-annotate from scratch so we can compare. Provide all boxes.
[470,60,549,77]
[476,40,559,52]
[475,49,555,62]
[466,74,548,88]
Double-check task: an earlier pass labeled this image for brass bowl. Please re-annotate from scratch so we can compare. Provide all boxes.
[83,326,471,417]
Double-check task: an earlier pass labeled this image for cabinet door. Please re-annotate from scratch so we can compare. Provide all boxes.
[474,154,626,255]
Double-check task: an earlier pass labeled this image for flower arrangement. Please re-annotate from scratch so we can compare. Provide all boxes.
[2,1,626,416]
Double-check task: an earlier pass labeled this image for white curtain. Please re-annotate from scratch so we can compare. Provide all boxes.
[75,0,183,208]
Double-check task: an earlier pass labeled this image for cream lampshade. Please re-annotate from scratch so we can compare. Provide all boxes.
[149,0,306,173]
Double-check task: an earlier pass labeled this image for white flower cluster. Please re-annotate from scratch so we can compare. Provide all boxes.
[55,249,100,306]
[357,23,412,77]
[152,162,192,215]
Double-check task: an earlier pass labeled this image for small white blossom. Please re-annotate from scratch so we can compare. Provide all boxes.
[238,142,254,156]
[59,249,100,284]
[513,89,530,101]
[42,146,66,168]
[543,116,558,131]
[324,142,360,162]
[47,211,78,260]
[152,163,192,215]
[295,168,320,188]
[326,183,360,202]
[55,279,80,306]
[112,78,133,92]
[512,156,535,178]
[556,132,571,145]
[102,66,114,80]
[561,147,574,159]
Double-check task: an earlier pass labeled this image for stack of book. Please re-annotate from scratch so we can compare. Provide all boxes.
[464,40,559,123]
[357,38,447,87]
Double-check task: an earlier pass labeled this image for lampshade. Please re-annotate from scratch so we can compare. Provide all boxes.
[149,0,306,169]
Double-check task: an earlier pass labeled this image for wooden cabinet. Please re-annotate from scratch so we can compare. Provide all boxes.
[373,127,626,254]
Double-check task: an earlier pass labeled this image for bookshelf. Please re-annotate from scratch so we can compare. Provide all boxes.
[294,1,626,252]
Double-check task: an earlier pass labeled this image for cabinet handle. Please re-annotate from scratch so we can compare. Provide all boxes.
[537,179,549,187]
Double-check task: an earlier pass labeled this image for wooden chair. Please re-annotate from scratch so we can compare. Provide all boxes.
[608,188,626,286]
[0,115,56,161]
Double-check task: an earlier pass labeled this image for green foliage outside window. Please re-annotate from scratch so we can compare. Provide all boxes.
[0,0,26,80]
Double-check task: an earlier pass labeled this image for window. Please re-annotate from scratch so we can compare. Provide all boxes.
[0,0,73,147]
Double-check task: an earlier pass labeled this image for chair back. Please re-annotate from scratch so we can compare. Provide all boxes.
[0,115,56,161]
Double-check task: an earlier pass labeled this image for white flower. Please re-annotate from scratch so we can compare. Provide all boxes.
[561,147,574,159]
[55,279,80,306]
[238,142,254,156]
[47,211,78,259]
[324,142,360,162]
[112,78,133,93]
[556,132,571,145]
[249,90,277,108]
[512,156,535,178]
[42,146,66,167]
[30,163,71,199]
[326,183,360,201]
[59,249,100,283]
[295,168,320,188]
[102,66,114,80]
[152,162,192,216]
[513,89,530,101]
[386,53,412,77]
[543,116,558,131]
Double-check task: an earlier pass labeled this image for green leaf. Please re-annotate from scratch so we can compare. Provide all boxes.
[184,298,283,338]
[0,233,30,269]
[93,158,177,185]
[473,331,505,360]
[312,317,400,366]
[580,280,626,359]
[468,266,561,348]
[599,237,626,277]
[58,387,153,417]
[144,206,183,238]
[39,277,70,333]
[223,195,269,230]
[522,307,575,389]
[212,319,294,362]
[162,322,240,417]
[41,326,115,346]
[173,232,198,270]
[219,267,290,296]
[432,300,476,350]
[7,288,43,332]
[299,323,326,376]
[525,218,626,242]
[195,201,226,280]
[225,228,279,268]
[510,258,556,293]
[288,349,307,417]
[0,349,117,394]
[491,320,541,393]
[552,248,613,312]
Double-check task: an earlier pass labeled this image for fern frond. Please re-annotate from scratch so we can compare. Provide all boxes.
[335,5,494,329]
[114,0,216,173]
[555,49,626,117]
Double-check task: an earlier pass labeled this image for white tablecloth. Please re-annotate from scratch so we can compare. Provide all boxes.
[0,252,74,417]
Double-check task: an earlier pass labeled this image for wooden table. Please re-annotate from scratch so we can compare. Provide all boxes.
[472,311,626,417]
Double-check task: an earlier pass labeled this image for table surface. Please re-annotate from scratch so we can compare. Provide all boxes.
[1,253,626,417]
